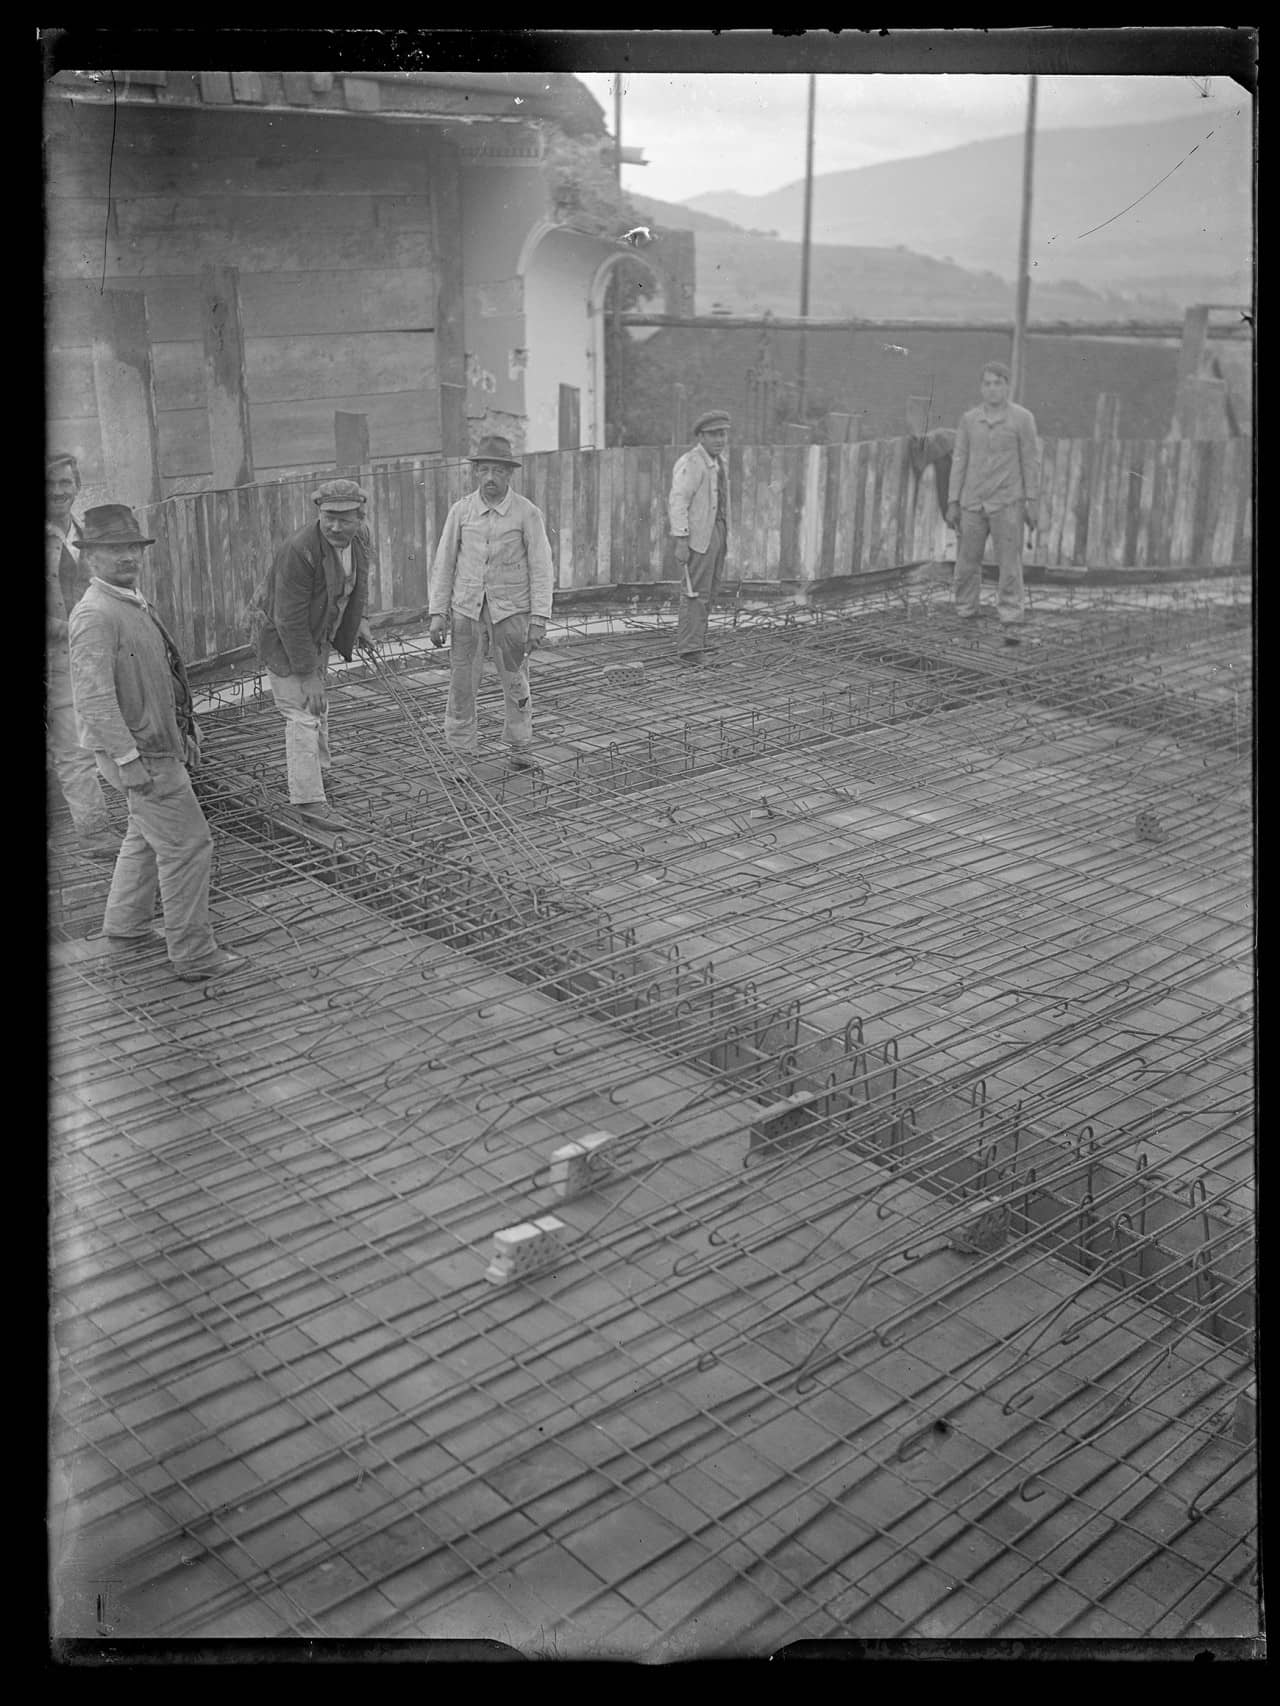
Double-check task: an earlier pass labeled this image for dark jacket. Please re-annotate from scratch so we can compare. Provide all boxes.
[254,519,370,677]
[908,429,956,515]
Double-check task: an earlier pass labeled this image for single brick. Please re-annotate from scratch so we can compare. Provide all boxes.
[484,1216,570,1284]
[547,1130,615,1200]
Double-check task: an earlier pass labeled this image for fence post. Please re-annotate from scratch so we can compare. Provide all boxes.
[672,382,689,447]
[906,395,931,438]
[335,411,370,475]
[1093,393,1121,440]
[826,412,854,444]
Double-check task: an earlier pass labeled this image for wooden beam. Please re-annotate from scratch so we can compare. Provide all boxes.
[1093,393,1121,439]
[429,137,467,458]
[1171,376,1231,441]
[1176,304,1212,388]
[621,313,1252,340]
[335,411,370,474]
[200,265,254,489]
[91,291,162,510]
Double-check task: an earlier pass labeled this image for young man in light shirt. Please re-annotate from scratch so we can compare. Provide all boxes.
[668,409,731,665]
[946,361,1041,643]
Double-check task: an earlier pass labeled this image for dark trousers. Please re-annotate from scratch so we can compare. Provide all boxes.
[675,516,727,657]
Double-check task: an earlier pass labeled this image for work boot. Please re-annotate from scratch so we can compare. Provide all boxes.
[173,948,246,983]
[506,749,541,771]
[1002,628,1023,646]
[296,800,342,824]
[103,924,166,951]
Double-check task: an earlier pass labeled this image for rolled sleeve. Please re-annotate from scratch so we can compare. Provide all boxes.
[1018,414,1042,506]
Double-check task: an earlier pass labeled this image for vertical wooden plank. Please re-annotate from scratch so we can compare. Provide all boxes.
[764,445,785,578]
[92,291,162,512]
[1191,441,1222,566]
[832,443,859,576]
[201,265,255,489]
[735,445,756,578]
[612,445,628,584]
[410,458,428,608]
[1168,440,1195,566]
[1085,434,1110,567]
[576,447,597,589]
[1234,447,1253,563]
[627,448,645,582]
[778,444,802,578]
[386,461,406,611]
[1070,439,1093,565]
[1210,440,1242,565]
[1047,439,1071,565]
[1133,439,1157,568]
[595,447,613,588]
[558,448,575,590]
[819,445,841,576]
[798,445,824,582]
[1104,436,1125,567]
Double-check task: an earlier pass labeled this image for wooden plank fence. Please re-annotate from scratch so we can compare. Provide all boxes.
[136,435,1253,666]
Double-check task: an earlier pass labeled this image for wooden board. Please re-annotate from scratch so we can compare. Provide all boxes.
[48,221,431,281]
[157,389,438,478]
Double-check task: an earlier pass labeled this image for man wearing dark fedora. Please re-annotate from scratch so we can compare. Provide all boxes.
[668,409,731,664]
[67,504,243,981]
[46,452,116,856]
[428,436,552,770]
[252,478,377,823]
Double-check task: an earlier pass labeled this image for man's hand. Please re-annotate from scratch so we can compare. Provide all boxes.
[119,756,154,795]
[298,673,327,716]
[184,721,204,771]
[526,617,547,655]
[945,502,961,531]
[428,614,447,648]
[673,538,691,568]
[356,619,377,655]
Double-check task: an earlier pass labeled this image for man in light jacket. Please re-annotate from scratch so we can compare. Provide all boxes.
[68,504,243,982]
[428,436,552,770]
[253,479,376,823]
[945,361,1040,643]
[668,409,731,665]
[46,452,116,856]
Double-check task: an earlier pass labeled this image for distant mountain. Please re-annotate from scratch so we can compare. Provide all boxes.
[630,193,761,237]
[681,110,1253,303]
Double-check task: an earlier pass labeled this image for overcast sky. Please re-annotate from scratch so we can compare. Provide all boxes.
[573,74,1248,204]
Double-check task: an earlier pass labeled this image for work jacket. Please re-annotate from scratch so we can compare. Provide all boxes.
[68,581,193,763]
[253,519,370,677]
[429,487,553,625]
[668,442,730,556]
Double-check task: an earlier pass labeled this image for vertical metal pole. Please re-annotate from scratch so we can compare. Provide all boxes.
[610,74,624,447]
[796,74,817,427]
[1010,74,1038,403]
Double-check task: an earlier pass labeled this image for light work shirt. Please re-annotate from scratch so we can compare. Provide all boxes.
[948,401,1041,513]
[429,486,554,624]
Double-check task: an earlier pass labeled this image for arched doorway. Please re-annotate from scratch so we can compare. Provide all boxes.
[586,250,668,449]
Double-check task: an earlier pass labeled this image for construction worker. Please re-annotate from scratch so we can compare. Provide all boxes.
[428,436,552,771]
[668,409,731,665]
[252,479,377,823]
[945,361,1040,643]
[68,504,243,981]
[46,452,117,856]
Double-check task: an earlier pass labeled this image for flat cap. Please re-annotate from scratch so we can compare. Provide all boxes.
[693,409,731,435]
[312,478,368,511]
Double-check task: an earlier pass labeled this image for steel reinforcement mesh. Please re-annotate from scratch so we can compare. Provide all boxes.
[48,576,1256,1653]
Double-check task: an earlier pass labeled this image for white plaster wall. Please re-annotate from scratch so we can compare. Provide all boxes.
[522,227,609,451]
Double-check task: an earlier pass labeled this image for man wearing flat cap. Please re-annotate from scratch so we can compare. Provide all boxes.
[68,504,243,981]
[428,436,552,770]
[253,478,376,823]
[668,410,731,664]
[45,452,116,856]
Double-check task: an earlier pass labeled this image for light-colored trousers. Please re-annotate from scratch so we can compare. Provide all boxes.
[954,504,1026,624]
[675,515,727,657]
[97,753,218,970]
[445,605,533,755]
[47,655,109,832]
[267,656,332,804]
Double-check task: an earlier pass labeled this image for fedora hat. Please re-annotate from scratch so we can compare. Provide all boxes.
[469,435,522,467]
[79,504,155,546]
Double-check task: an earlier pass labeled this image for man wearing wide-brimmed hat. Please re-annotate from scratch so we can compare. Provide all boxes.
[428,436,553,771]
[68,504,243,982]
[668,409,731,664]
[252,478,377,823]
[46,452,117,856]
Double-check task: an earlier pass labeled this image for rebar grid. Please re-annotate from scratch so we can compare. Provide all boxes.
[49,577,1256,1652]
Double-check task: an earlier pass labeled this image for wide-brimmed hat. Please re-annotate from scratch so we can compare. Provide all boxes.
[79,504,155,546]
[312,478,368,511]
[469,436,521,468]
[693,409,731,435]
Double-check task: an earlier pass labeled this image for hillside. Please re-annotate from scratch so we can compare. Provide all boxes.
[631,196,1182,321]
[680,109,1253,304]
